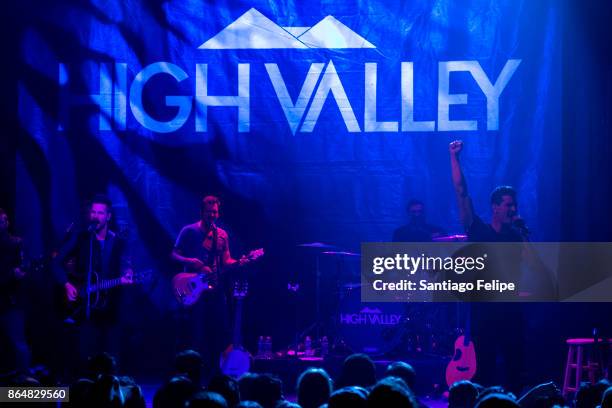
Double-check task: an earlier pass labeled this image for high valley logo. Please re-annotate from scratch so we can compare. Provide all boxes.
[58,8,521,134]
[198,8,375,49]
[339,307,403,326]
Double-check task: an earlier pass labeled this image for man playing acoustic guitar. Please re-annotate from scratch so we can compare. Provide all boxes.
[53,195,133,377]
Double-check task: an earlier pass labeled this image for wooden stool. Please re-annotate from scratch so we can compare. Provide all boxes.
[562,338,609,397]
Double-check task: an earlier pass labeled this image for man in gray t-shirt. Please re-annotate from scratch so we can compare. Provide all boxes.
[171,196,242,376]
[172,196,239,278]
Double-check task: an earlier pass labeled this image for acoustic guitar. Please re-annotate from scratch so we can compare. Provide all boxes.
[64,269,151,324]
[445,305,477,387]
[219,280,251,378]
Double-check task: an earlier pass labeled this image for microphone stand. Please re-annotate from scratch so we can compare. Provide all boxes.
[86,227,95,320]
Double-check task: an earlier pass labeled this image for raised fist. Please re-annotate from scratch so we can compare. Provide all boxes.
[449,140,464,156]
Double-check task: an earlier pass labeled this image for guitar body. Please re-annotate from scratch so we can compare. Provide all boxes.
[445,335,477,387]
[64,270,150,324]
[220,345,251,378]
[172,272,214,307]
[172,249,264,307]
[64,272,107,324]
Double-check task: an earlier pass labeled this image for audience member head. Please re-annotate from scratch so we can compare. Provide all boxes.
[328,386,368,408]
[238,373,283,408]
[448,380,479,408]
[594,380,612,405]
[367,376,416,408]
[475,393,519,408]
[9,374,40,386]
[208,374,240,407]
[29,365,54,386]
[602,386,612,408]
[517,381,564,408]
[123,384,146,408]
[87,352,117,380]
[0,208,9,233]
[577,380,611,408]
[186,391,228,408]
[90,374,123,408]
[297,368,333,408]
[275,401,301,408]
[175,349,204,385]
[236,401,263,408]
[70,378,94,406]
[477,386,512,402]
[338,354,377,389]
[154,375,199,408]
[385,361,416,390]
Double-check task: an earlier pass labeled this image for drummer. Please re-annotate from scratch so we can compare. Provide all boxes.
[392,199,446,242]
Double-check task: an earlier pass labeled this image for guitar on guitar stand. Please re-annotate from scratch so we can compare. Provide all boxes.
[446,304,477,388]
[219,280,252,378]
[172,248,264,307]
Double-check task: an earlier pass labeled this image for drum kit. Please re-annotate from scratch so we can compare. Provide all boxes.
[292,234,467,358]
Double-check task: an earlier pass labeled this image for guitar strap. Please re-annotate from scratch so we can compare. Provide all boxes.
[210,225,219,271]
[100,231,115,279]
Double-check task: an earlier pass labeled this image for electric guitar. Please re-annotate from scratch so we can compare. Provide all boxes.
[64,269,151,324]
[219,281,252,378]
[445,306,477,387]
[172,248,264,307]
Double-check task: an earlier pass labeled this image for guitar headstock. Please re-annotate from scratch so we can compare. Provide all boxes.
[122,269,153,285]
[246,248,264,262]
[233,280,249,299]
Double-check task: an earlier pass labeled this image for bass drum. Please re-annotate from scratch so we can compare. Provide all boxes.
[335,286,406,355]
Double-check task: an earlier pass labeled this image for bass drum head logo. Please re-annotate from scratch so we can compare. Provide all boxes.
[337,291,405,354]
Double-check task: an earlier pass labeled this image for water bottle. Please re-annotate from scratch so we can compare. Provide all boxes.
[321,336,329,357]
[304,336,313,357]
[257,336,264,358]
[265,336,272,358]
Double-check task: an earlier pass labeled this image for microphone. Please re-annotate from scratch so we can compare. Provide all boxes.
[87,221,99,233]
[512,217,529,238]
[209,221,218,233]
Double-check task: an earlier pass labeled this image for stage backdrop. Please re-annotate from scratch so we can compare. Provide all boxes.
[16,0,561,278]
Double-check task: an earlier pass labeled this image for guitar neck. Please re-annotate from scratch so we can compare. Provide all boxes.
[89,277,123,293]
[233,298,244,346]
[463,303,472,345]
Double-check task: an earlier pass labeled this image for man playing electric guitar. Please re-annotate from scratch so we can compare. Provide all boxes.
[171,196,248,290]
[171,195,250,378]
[53,195,133,377]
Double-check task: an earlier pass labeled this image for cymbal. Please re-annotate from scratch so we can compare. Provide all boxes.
[322,251,361,257]
[296,242,337,249]
[432,234,468,242]
[341,283,363,289]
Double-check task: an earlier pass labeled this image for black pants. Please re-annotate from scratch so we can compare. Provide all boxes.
[471,303,525,393]
[174,291,230,379]
[61,312,122,380]
[0,307,31,373]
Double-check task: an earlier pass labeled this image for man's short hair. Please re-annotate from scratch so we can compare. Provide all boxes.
[202,195,221,211]
[385,361,416,389]
[90,194,113,210]
[406,199,424,211]
[490,186,517,205]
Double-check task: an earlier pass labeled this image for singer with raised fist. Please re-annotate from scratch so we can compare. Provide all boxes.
[449,140,528,392]
[449,140,525,242]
